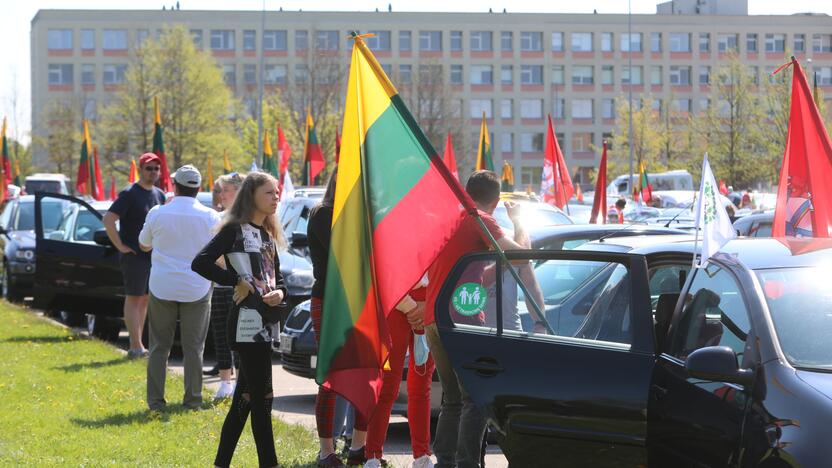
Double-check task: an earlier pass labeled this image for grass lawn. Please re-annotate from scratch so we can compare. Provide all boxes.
[0,302,319,466]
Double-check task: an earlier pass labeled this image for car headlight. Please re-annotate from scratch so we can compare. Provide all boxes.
[14,249,35,261]
[285,270,315,289]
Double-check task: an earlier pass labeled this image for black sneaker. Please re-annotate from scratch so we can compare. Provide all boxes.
[346,447,366,466]
[317,453,344,467]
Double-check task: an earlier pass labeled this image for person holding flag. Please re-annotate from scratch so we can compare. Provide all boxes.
[103,153,166,359]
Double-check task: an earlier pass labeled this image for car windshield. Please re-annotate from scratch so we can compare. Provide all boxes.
[25,181,61,195]
[14,201,65,232]
[757,267,832,371]
[494,204,572,231]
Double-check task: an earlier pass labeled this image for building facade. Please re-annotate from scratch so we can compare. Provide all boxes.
[31,7,832,185]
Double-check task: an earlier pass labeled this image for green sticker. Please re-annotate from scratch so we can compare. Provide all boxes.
[452,283,488,317]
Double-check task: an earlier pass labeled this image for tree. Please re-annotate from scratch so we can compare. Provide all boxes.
[609,95,666,178]
[100,25,242,176]
[690,53,773,187]
[396,60,467,175]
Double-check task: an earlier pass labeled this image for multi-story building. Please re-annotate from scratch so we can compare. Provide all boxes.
[31,2,832,185]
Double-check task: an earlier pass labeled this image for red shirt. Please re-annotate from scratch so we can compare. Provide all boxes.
[424,210,504,325]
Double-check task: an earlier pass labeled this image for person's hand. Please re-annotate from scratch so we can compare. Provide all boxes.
[504,201,522,224]
[233,279,255,305]
[404,302,425,330]
[117,244,136,255]
[533,321,548,335]
[262,289,285,307]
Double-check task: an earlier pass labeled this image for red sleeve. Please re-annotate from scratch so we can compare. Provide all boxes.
[477,212,505,245]
[409,286,426,302]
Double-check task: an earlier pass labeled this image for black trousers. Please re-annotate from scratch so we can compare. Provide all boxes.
[213,344,276,467]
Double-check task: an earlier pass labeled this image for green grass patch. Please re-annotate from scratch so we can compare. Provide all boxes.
[0,303,319,466]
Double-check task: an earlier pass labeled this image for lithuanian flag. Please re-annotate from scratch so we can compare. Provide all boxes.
[13,159,21,187]
[75,120,93,196]
[638,161,652,204]
[262,128,279,178]
[302,110,325,185]
[93,145,104,201]
[1,118,11,186]
[153,97,173,192]
[501,161,515,192]
[205,157,214,191]
[318,32,474,420]
[1,118,9,201]
[475,112,493,171]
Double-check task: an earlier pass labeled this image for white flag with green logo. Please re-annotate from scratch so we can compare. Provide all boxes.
[694,153,736,267]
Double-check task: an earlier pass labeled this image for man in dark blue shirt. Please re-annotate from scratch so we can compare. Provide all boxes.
[103,152,166,359]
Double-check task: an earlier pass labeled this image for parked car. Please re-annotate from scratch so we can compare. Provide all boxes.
[0,195,69,302]
[733,211,774,237]
[493,199,573,232]
[436,235,832,467]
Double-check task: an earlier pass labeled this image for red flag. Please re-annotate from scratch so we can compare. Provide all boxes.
[443,131,459,181]
[334,127,341,165]
[0,118,9,202]
[576,184,584,203]
[93,146,105,201]
[109,175,117,200]
[302,111,325,185]
[773,58,832,237]
[590,141,608,224]
[541,115,574,209]
[719,179,729,196]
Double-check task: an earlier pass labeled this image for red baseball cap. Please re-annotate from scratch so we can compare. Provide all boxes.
[139,152,161,166]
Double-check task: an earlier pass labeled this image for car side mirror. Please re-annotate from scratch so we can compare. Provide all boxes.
[685,346,754,386]
[93,229,112,247]
[291,231,308,248]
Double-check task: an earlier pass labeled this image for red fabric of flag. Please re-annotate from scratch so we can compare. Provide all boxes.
[443,131,459,181]
[772,58,832,237]
[590,141,609,224]
[541,115,574,209]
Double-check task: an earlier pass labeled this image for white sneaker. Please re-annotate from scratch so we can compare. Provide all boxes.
[214,381,235,400]
[364,459,383,468]
[412,455,434,468]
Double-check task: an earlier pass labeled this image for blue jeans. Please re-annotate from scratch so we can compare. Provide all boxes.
[426,324,486,468]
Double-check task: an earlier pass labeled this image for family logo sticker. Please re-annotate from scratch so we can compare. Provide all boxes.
[452,283,487,316]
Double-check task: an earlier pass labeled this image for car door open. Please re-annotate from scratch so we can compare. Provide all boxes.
[34,193,123,317]
[436,249,656,467]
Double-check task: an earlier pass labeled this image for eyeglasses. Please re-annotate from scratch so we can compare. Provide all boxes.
[144,166,161,172]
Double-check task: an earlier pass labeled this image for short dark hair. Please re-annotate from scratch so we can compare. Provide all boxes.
[466,170,501,205]
[615,198,626,209]
[174,181,199,198]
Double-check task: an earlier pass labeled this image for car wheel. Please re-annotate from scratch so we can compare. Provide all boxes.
[1,265,24,303]
[87,314,121,342]
[59,310,86,327]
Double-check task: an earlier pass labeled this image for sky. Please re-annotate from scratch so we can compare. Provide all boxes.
[3,0,832,142]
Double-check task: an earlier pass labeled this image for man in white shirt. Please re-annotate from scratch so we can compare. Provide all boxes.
[139,165,222,411]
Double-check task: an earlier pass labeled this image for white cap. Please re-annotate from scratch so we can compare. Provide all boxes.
[173,165,201,188]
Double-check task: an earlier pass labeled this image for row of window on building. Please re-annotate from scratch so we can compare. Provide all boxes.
[48,60,832,89]
[47,28,832,55]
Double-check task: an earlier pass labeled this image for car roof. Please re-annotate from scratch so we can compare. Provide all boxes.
[530,224,688,246]
[580,236,832,270]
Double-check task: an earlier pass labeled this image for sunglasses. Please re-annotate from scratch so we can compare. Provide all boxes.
[144,166,161,172]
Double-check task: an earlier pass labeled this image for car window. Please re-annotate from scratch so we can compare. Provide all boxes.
[16,201,65,232]
[562,238,591,250]
[669,264,750,360]
[648,264,687,311]
[74,209,104,242]
[750,221,771,238]
[443,255,635,348]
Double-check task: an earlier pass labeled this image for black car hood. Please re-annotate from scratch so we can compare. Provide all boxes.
[796,369,832,402]
[9,230,36,249]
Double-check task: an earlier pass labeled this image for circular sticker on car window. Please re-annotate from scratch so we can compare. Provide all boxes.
[452,283,487,317]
